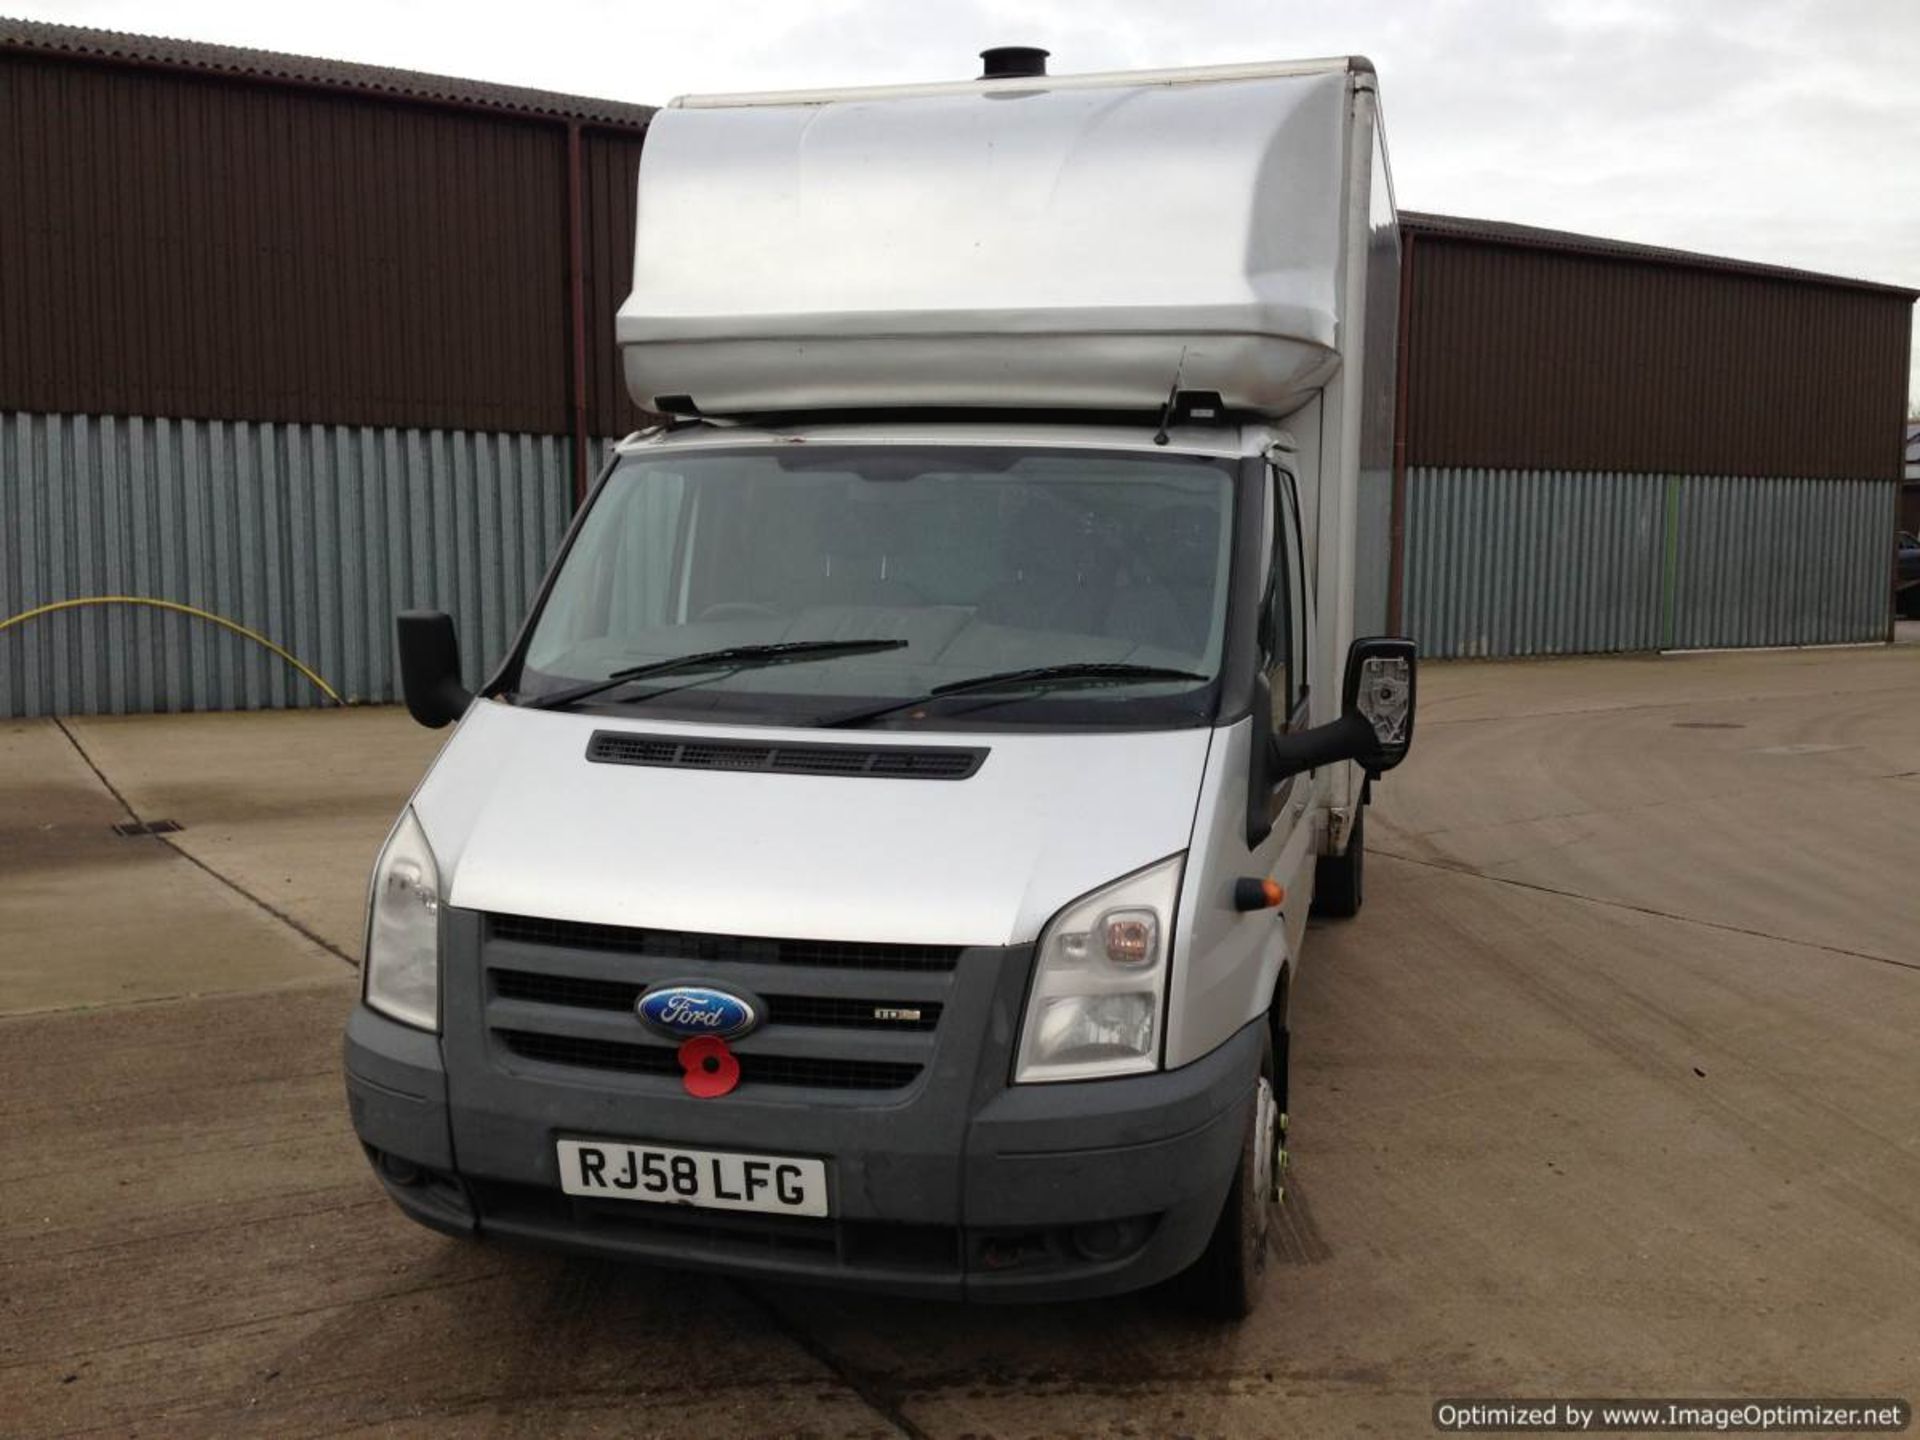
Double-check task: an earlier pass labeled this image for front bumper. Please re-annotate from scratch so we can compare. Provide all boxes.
[344,912,1258,1302]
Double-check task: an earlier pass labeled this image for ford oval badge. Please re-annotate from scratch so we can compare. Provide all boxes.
[636,984,759,1041]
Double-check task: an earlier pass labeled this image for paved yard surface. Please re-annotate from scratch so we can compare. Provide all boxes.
[3,645,1917,1437]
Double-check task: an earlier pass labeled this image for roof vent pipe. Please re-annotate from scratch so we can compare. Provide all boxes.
[979,46,1049,80]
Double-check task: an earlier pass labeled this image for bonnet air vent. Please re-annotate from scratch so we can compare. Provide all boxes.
[586,731,987,781]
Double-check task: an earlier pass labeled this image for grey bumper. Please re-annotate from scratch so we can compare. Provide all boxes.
[344,913,1259,1302]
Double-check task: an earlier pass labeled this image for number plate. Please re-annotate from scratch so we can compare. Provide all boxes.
[556,1138,829,1217]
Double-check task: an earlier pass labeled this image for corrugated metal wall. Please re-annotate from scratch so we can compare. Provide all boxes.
[1,412,586,716]
[1668,475,1895,649]
[1400,227,1913,481]
[581,130,651,440]
[0,44,661,717]
[1402,467,1893,658]
[0,49,648,436]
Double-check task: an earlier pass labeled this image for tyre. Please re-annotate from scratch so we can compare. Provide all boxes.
[1183,1026,1286,1320]
[1312,803,1365,919]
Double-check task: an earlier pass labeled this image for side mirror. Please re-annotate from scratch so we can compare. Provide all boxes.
[396,611,473,729]
[1267,636,1418,784]
[1341,636,1416,775]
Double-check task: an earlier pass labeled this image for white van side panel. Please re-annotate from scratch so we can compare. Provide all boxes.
[1354,90,1401,645]
[1312,80,1397,843]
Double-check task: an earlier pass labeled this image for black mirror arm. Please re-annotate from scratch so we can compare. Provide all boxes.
[1268,711,1377,783]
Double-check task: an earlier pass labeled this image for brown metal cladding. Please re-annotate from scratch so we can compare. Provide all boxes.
[0,16,658,128]
[1402,227,1917,481]
[0,49,654,436]
[580,128,650,439]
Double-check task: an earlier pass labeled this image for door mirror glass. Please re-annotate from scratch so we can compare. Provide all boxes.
[1342,637,1416,773]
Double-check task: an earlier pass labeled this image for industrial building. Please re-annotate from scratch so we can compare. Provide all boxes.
[1393,212,1915,655]
[2,19,1914,715]
[0,18,652,716]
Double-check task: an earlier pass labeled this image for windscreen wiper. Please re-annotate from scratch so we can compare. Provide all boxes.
[523,639,909,711]
[816,662,1210,728]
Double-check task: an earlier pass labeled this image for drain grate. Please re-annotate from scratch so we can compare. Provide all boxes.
[112,819,183,837]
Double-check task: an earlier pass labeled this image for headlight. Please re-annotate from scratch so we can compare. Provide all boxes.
[364,807,441,1031]
[1014,854,1184,1084]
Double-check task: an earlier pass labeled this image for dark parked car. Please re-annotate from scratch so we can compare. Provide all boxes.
[1898,531,1920,618]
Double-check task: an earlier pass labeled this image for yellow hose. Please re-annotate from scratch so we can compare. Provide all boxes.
[0,597,345,706]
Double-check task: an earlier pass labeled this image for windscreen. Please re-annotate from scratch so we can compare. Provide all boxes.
[518,445,1237,728]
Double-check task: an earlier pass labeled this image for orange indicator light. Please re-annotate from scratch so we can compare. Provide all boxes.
[1233,877,1286,912]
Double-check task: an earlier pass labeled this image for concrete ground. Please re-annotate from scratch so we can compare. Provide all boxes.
[3,645,1917,1437]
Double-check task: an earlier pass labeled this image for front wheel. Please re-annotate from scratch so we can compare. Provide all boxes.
[1182,1028,1286,1319]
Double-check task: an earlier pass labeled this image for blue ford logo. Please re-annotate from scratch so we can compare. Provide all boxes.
[636,984,759,1041]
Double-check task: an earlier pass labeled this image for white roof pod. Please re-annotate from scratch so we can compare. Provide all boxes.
[618,57,1377,418]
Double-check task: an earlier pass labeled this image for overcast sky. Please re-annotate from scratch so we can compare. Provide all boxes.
[16,0,1920,408]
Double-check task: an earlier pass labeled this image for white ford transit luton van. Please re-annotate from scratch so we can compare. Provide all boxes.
[345,48,1417,1317]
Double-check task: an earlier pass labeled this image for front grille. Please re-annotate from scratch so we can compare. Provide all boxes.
[498,1030,922,1091]
[489,914,960,973]
[587,730,986,781]
[492,969,942,1031]
[484,913,959,1096]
